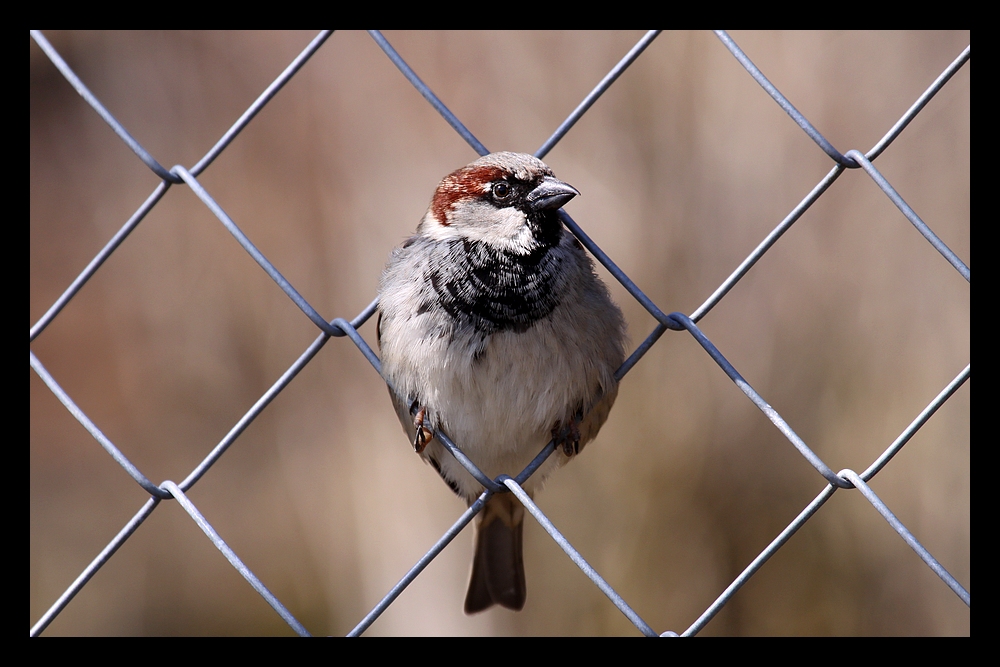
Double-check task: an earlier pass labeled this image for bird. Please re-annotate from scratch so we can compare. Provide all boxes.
[377,151,627,614]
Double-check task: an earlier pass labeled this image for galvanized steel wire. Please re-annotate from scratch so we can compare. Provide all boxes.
[29,30,970,636]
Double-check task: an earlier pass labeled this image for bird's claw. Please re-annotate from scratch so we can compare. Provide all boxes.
[412,406,433,454]
[552,418,581,456]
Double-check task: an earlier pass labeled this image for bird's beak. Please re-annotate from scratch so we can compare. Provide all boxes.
[527,176,580,212]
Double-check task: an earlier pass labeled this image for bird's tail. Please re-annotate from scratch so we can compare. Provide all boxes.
[464,492,526,613]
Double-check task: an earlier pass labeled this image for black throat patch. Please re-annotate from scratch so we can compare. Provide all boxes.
[427,236,562,335]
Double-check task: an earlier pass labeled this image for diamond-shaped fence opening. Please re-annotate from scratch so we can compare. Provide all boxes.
[30,31,969,636]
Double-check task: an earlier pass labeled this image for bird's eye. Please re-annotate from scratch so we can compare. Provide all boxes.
[492,182,512,201]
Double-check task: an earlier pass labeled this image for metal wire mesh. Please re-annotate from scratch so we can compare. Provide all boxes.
[29,30,970,636]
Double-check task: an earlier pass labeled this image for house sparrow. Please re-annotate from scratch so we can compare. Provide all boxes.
[378,152,627,613]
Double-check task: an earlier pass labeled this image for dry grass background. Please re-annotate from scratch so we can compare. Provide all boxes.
[30,30,970,636]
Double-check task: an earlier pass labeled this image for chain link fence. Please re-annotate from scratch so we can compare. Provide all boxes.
[30,30,969,636]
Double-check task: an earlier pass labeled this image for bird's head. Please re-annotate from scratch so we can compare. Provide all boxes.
[418,152,579,254]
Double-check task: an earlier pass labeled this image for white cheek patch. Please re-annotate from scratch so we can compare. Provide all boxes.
[419,213,462,242]
[444,200,536,252]
[492,224,537,255]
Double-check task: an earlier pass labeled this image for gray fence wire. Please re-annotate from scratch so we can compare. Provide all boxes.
[29,30,970,636]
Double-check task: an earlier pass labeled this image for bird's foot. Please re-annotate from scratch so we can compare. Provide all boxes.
[552,418,581,456]
[412,406,433,454]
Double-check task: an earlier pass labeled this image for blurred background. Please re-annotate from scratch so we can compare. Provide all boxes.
[30,31,970,636]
